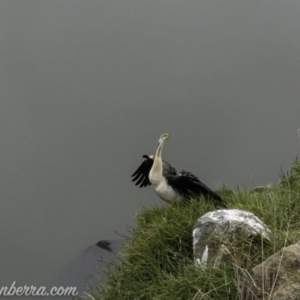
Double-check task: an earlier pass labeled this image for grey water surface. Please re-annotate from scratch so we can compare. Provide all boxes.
[0,0,299,298]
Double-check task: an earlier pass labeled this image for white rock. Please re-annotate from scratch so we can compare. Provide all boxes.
[193,209,270,268]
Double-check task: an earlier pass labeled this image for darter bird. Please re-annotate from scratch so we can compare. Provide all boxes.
[131,133,222,204]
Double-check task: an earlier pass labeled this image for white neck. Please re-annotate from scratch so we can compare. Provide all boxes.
[149,140,165,186]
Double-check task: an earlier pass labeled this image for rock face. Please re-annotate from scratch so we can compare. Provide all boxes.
[193,209,270,267]
[241,241,300,300]
[250,184,272,193]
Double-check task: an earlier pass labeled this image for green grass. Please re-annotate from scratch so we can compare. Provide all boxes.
[82,159,300,300]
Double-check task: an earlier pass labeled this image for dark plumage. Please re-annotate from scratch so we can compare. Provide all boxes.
[166,170,222,202]
[131,155,176,187]
[132,134,222,204]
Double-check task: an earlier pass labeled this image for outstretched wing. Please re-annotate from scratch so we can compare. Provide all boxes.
[132,155,177,188]
[131,155,153,187]
[166,171,222,202]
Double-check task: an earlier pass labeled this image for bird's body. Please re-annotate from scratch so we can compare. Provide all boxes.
[132,133,222,204]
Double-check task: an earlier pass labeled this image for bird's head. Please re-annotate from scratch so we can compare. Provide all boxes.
[158,133,172,145]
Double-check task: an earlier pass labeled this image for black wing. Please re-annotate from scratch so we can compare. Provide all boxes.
[131,155,177,188]
[166,171,222,202]
[131,155,153,187]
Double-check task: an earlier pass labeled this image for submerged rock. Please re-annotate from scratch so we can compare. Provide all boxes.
[53,239,123,295]
[193,209,270,267]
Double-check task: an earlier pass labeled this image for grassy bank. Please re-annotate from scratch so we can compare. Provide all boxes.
[85,159,300,300]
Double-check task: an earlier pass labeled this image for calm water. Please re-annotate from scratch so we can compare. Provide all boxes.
[0,0,299,298]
